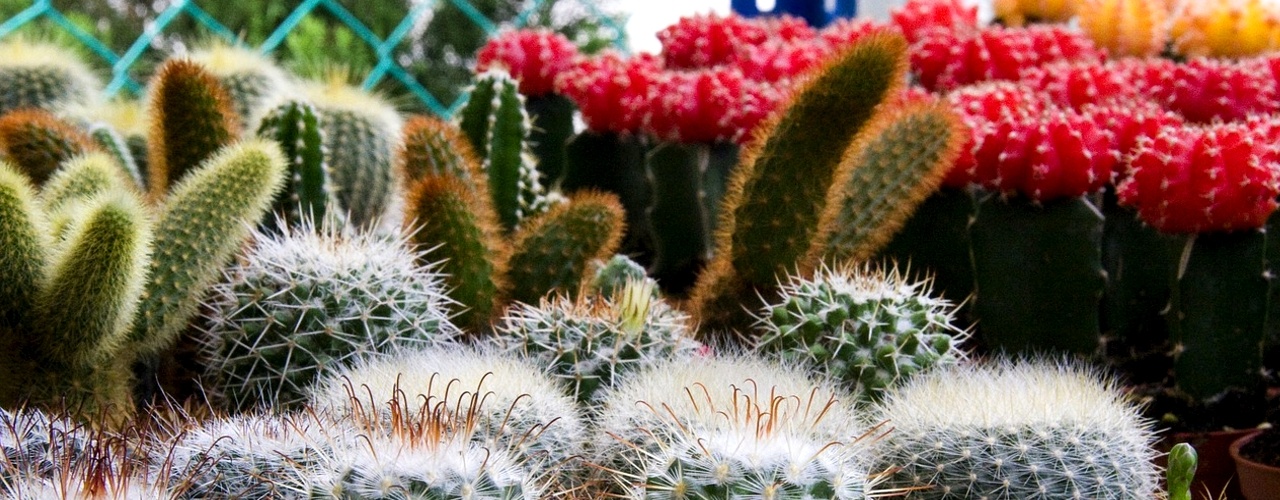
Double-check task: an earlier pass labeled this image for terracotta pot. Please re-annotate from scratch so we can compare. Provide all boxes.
[1165,429,1254,500]
[1231,430,1280,500]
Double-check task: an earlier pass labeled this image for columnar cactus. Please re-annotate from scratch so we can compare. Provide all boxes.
[306,78,402,229]
[87,123,143,189]
[754,263,967,402]
[872,360,1161,499]
[492,280,701,403]
[397,115,486,185]
[594,355,878,499]
[146,59,240,197]
[188,44,293,126]
[255,99,333,230]
[0,39,101,114]
[200,220,460,411]
[0,109,99,186]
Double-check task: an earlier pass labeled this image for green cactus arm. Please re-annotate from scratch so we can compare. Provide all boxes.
[405,174,509,331]
[40,153,130,213]
[398,115,486,185]
[130,139,286,356]
[35,190,151,368]
[1166,443,1197,500]
[506,191,625,305]
[0,161,48,333]
[0,109,99,186]
[88,124,144,190]
[457,75,498,154]
[807,100,966,266]
[256,100,330,230]
[460,71,549,231]
[146,59,240,198]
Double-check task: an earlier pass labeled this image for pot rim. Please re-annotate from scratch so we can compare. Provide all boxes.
[1230,429,1280,473]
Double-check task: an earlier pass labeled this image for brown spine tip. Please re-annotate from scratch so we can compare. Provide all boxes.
[0,108,100,186]
[146,59,240,199]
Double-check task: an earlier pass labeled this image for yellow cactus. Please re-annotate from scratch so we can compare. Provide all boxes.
[995,0,1076,26]
[1079,0,1169,58]
[1170,0,1280,58]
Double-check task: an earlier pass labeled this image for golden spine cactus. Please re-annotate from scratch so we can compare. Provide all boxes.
[1170,0,1280,58]
[1078,0,1169,58]
[506,191,626,305]
[0,109,99,186]
[146,59,240,198]
[397,114,487,185]
[995,0,1078,26]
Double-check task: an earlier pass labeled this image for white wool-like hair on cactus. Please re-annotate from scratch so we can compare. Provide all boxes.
[873,358,1161,499]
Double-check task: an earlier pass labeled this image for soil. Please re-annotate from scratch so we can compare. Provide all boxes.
[1240,429,1280,468]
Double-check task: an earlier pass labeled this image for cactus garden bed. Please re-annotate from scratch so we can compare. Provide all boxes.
[3,0,1280,498]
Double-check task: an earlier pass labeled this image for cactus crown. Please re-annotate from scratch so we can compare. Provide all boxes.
[475,28,580,97]
[0,38,101,113]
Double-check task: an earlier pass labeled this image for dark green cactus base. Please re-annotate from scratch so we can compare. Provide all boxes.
[970,195,1104,356]
[1170,230,1268,401]
[1266,210,1280,376]
[562,132,653,264]
[526,93,575,187]
[1100,191,1176,382]
[647,142,736,297]
[877,187,976,312]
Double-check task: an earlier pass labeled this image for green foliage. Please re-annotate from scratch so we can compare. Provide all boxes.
[255,99,332,230]
[506,191,625,305]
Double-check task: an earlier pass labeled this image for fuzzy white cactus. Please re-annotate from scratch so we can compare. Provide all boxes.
[872,359,1161,499]
[0,39,101,114]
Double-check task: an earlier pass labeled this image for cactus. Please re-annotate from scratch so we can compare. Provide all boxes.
[159,412,332,499]
[0,162,48,333]
[457,70,550,232]
[1077,0,1167,58]
[890,0,979,45]
[505,191,625,305]
[0,39,100,114]
[690,33,908,335]
[806,99,966,266]
[397,114,486,185]
[404,174,507,331]
[146,59,240,197]
[200,220,460,411]
[1167,443,1197,500]
[588,254,654,298]
[1170,0,1280,58]
[656,14,770,69]
[39,153,129,213]
[306,79,401,229]
[0,407,91,492]
[131,139,286,357]
[994,0,1076,25]
[87,124,143,189]
[754,263,967,403]
[911,26,1104,92]
[594,354,878,499]
[871,359,1161,499]
[492,280,701,403]
[561,131,654,268]
[188,44,293,126]
[255,99,332,230]
[0,109,99,186]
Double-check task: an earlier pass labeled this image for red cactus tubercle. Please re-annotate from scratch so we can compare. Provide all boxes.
[643,68,782,144]
[475,29,580,96]
[1019,61,1138,110]
[554,52,662,134]
[890,0,979,44]
[957,108,1117,201]
[911,26,1104,92]
[657,13,770,69]
[1167,58,1280,124]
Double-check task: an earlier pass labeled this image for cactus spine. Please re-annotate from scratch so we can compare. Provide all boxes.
[0,162,47,333]
[506,191,626,304]
[255,99,332,230]
[88,124,143,189]
[39,153,129,213]
[307,78,402,229]
[146,59,240,197]
[131,139,286,356]
[0,109,99,186]
[398,114,486,184]
[458,70,550,231]
[0,39,101,114]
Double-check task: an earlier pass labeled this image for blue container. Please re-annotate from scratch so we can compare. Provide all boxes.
[731,0,857,27]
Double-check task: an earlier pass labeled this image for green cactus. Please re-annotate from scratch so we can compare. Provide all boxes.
[492,280,701,403]
[1100,194,1176,376]
[872,359,1161,499]
[0,161,47,333]
[754,262,967,403]
[88,123,143,189]
[146,59,240,197]
[189,44,293,126]
[131,139,286,357]
[398,114,486,185]
[588,254,654,298]
[458,70,550,232]
[506,191,625,305]
[807,100,966,267]
[200,221,460,411]
[690,32,909,336]
[877,187,977,314]
[0,39,100,114]
[0,109,99,186]
[646,142,714,297]
[34,191,151,369]
[404,174,507,331]
[970,194,1106,356]
[39,153,129,213]
[526,93,576,187]
[255,99,332,230]
[561,131,653,269]
[1167,443,1197,500]
[594,355,875,499]
[307,79,402,230]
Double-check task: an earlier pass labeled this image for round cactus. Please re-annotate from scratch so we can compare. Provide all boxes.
[475,29,580,97]
[872,359,1161,499]
[912,26,1104,92]
[593,354,879,499]
[0,408,88,490]
[754,263,967,403]
[1018,61,1139,110]
[962,107,1117,201]
[657,13,769,69]
[491,279,701,403]
[735,39,831,82]
[995,0,1076,26]
[642,67,783,144]
[1170,0,1280,58]
[554,51,661,134]
[819,18,897,50]
[1077,0,1168,58]
[588,254,654,298]
[889,0,977,45]
[188,44,294,126]
[0,39,100,114]
[1081,99,1183,164]
[1166,58,1279,124]
[200,220,461,411]
[305,77,402,230]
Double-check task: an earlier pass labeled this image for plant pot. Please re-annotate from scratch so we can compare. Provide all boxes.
[1165,428,1254,500]
[1231,430,1280,499]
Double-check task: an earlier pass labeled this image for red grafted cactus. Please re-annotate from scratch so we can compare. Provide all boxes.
[1019,61,1139,109]
[760,14,818,43]
[819,18,898,50]
[943,82,1049,188]
[1118,123,1280,233]
[476,29,580,96]
[555,52,662,134]
[911,26,1104,92]
[643,68,783,144]
[736,39,831,82]
[1082,99,1183,165]
[658,13,769,69]
[967,109,1117,200]
[1167,58,1280,124]
[890,0,979,44]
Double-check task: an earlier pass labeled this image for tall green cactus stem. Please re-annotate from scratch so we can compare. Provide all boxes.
[458,70,549,231]
[526,93,576,187]
[807,100,966,267]
[1101,194,1176,372]
[647,142,714,297]
[189,44,292,126]
[1170,230,1269,401]
[0,109,98,186]
[88,124,143,189]
[131,139,286,356]
[146,60,240,199]
[506,191,626,305]
[691,33,908,335]
[35,192,150,368]
[969,194,1106,355]
[398,115,487,185]
[307,80,401,229]
[39,153,129,213]
[255,100,331,230]
[0,39,100,114]
[562,131,653,267]
[878,188,977,309]
[1167,443,1197,500]
[405,174,508,331]
[0,162,46,336]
